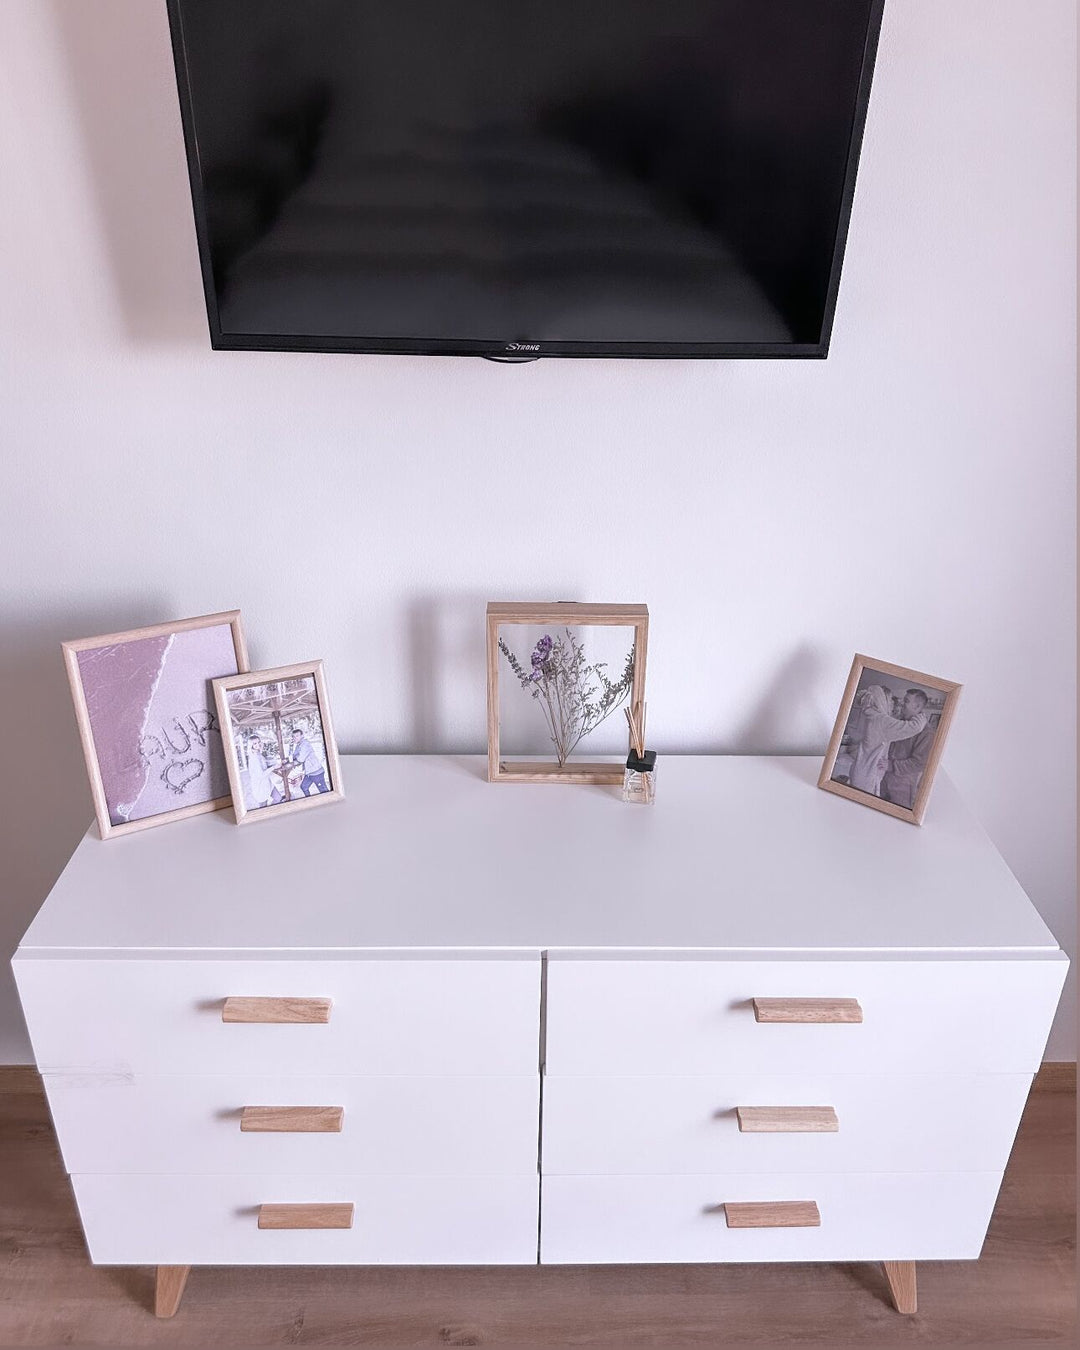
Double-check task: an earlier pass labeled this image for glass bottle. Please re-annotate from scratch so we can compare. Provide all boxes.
[622,749,657,804]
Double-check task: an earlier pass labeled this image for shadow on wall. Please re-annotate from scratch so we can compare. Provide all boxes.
[408,603,835,759]
[726,643,833,758]
[0,600,171,1058]
[406,594,505,753]
[48,0,207,345]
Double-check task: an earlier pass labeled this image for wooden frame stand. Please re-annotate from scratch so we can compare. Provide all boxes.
[817,653,962,826]
[486,602,649,784]
[62,610,249,840]
[212,660,345,824]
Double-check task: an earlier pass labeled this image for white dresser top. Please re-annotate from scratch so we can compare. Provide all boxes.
[17,756,1060,957]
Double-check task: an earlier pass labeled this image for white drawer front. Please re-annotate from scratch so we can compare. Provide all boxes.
[542,1072,1032,1175]
[46,1073,539,1176]
[541,1171,1001,1263]
[73,1172,539,1265]
[16,957,539,1076]
[545,959,1065,1075]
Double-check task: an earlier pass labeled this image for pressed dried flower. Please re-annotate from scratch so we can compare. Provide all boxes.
[499,629,634,767]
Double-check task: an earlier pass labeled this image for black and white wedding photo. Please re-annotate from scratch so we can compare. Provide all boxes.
[819,656,961,824]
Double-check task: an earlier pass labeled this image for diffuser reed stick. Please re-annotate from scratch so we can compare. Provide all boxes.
[623,702,655,804]
[624,705,642,757]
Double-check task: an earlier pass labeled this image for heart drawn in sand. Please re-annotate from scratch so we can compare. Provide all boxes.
[162,758,205,795]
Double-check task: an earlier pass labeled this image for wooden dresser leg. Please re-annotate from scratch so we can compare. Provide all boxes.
[155,1265,191,1318]
[882,1260,917,1314]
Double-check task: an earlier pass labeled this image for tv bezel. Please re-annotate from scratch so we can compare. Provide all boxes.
[165,0,885,360]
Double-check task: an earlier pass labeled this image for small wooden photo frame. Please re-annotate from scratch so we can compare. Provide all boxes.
[63,610,249,840]
[487,602,649,784]
[818,654,962,825]
[213,661,344,824]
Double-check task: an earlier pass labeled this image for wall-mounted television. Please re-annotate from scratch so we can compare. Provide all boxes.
[167,0,884,360]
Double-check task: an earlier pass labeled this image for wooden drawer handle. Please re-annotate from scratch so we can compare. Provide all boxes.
[752,998,862,1024]
[241,1106,344,1133]
[724,1201,821,1229]
[736,1106,838,1133]
[222,997,332,1024]
[258,1203,353,1230]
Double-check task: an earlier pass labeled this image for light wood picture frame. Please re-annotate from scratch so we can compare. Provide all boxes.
[213,661,344,824]
[486,602,649,784]
[62,610,249,840]
[818,654,962,825]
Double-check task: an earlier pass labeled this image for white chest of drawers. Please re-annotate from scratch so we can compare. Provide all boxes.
[12,756,1067,1318]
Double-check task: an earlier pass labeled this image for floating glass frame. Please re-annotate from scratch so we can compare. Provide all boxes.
[486,602,649,784]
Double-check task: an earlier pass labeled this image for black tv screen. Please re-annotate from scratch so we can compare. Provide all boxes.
[167,0,883,359]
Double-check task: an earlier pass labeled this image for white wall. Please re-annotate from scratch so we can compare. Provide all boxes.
[1,0,1075,1059]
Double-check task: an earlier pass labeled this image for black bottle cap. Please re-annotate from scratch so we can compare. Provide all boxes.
[625,749,656,773]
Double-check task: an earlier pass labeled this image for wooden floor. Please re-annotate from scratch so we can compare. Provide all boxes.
[0,1066,1074,1347]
